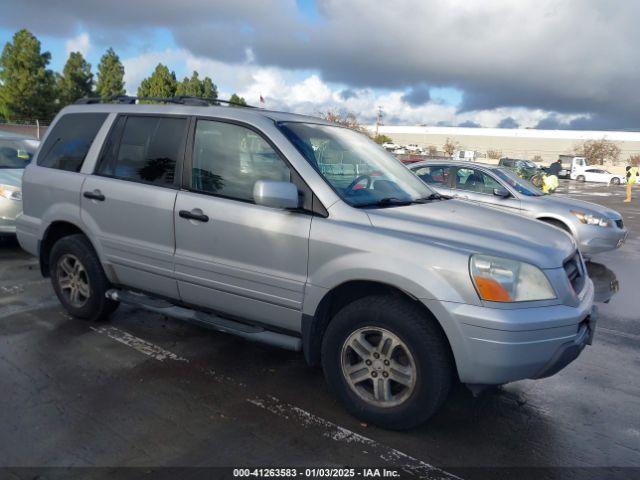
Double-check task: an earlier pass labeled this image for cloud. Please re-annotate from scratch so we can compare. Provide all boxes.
[497,117,519,129]
[4,0,640,128]
[401,84,431,107]
[65,32,90,56]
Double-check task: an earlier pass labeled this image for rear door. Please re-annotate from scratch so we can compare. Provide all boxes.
[81,114,189,299]
[173,118,312,332]
[451,167,521,212]
[411,164,451,195]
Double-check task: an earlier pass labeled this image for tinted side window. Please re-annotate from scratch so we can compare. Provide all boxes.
[413,165,449,186]
[192,120,290,202]
[97,116,187,187]
[38,113,107,172]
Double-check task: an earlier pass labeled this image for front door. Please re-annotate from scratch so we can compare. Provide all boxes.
[81,114,189,299]
[173,118,312,332]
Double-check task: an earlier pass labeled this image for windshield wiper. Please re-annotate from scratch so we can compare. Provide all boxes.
[354,197,414,208]
[355,194,448,208]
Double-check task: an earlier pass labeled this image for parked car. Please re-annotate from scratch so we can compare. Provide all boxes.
[409,160,627,256]
[382,142,399,150]
[0,134,39,237]
[498,157,543,184]
[392,147,407,155]
[406,144,420,152]
[572,168,626,185]
[17,99,595,430]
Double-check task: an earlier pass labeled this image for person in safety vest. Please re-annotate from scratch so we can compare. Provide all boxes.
[541,173,559,194]
[625,165,639,202]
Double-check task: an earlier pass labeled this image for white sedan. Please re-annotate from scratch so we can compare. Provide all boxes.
[572,168,626,185]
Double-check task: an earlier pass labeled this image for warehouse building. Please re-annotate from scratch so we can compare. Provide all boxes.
[370,125,640,163]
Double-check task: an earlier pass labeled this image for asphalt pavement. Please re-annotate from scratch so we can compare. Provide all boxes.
[1,180,639,480]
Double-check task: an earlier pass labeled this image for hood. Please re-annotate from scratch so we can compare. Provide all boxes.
[366,199,575,269]
[535,194,622,220]
[0,169,24,189]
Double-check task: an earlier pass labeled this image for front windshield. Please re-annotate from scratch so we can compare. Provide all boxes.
[278,122,435,207]
[494,168,544,196]
[0,139,36,169]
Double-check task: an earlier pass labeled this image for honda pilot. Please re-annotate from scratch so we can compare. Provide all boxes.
[17,98,596,429]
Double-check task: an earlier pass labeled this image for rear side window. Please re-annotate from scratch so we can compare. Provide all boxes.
[412,165,449,186]
[38,113,107,172]
[97,115,188,187]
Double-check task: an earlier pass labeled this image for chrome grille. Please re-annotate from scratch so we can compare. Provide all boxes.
[564,252,585,294]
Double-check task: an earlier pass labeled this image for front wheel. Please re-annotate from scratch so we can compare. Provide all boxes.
[50,234,119,321]
[321,295,454,430]
[576,175,586,182]
[611,177,621,185]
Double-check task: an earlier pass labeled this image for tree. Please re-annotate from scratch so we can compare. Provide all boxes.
[229,93,247,106]
[486,149,502,159]
[373,134,392,145]
[427,145,438,156]
[628,154,640,167]
[58,51,93,105]
[443,137,460,156]
[202,76,218,101]
[574,138,621,165]
[96,48,125,98]
[0,29,56,121]
[318,109,365,132]
[137,63,177,98]
[175,71,218,101]
[531,155,544,163]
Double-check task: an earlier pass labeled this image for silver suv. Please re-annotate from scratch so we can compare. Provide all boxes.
[17,98,596,429]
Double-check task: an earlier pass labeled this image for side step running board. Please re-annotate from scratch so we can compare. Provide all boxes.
[106,289,302,352]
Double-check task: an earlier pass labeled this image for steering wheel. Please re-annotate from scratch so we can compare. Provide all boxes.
[344,174,373,195]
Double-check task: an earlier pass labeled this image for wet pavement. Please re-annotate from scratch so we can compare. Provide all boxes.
[1,180,639,479]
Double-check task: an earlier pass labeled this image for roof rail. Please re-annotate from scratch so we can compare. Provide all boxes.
[74,95,255,108]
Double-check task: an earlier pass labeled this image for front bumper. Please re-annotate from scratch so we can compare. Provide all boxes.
[0,198,22,236]
[576,223,627,255]
[423,278,595,385]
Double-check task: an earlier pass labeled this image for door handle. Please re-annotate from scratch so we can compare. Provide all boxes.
[179,209,209,223]
[83,190,105,201]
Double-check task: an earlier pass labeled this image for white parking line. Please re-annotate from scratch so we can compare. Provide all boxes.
[90,324,461,480]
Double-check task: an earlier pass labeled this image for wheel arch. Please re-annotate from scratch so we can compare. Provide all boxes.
[39,221,95,277]
[536,216,575,236]
[301,280,456,373]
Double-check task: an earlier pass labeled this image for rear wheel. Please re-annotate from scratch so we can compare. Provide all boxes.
[50,234,119,321]
[321,295,454,430]
[576,175,586,182]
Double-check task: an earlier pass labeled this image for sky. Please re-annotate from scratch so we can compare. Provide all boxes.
[0,0,637,130]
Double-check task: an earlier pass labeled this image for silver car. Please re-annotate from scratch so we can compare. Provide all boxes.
[409,160,627,256]
[0,135,38,237]
[17,100,595,429]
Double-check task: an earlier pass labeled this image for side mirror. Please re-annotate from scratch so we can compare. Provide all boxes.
[253,180,300,209]
[493,187,511,198]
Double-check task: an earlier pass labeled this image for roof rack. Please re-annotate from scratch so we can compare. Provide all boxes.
[74,95,255,108]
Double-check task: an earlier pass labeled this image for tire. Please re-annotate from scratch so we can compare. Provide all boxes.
[321,294,454,430]
[576,175,586,182]
[611,177,621,185]
[49,234,119,321]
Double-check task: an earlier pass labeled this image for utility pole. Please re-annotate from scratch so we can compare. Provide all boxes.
[375,106,383,138]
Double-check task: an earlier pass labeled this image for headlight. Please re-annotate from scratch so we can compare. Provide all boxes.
[570,210,611,227]
[0,184,22,201]
[470,254,556,302]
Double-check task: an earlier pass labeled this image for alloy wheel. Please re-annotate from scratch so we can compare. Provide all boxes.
[341,326,417,408]
[57,253,91,308]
